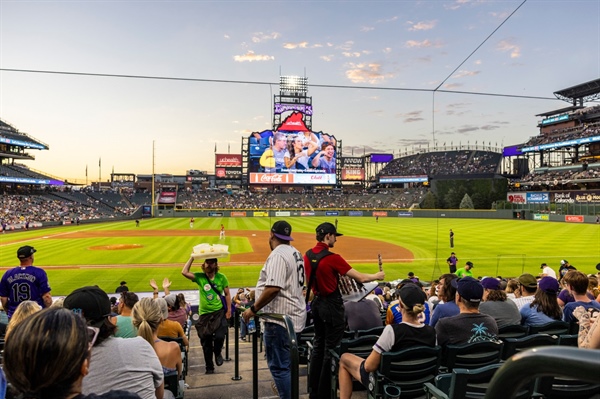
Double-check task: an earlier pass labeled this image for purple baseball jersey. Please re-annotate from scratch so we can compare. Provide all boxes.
[0,266,51,318]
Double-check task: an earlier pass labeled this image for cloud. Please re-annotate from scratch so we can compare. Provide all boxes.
[443,83,463,89]
[231,120,239,124]
[456,126,479,134]
[445,0,474,11]
[383,47,392,54]
[405,39,443,49]
[360,26,375,32]
[342,51,361,58]
[345,63,392,84]
[497,39,521,58]
[395,138,430,146]
[416,56,432,63]
[400,110,424,123]
[407,20,437,31]
[283,41,309,49]
[452,70,481,79]
[320,55,334,62]
[312,43,323,48]
[233,51,275,62]
[224,34,230,39]
[376,16,399,23]
[474,59,482,65]
[251,32,281,43]
[337,41,355,51]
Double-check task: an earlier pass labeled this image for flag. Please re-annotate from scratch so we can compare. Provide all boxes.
[85,165,88,177]
[214,143,217,153]
[99,158,101,167]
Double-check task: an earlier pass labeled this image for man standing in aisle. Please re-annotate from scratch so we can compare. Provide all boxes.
[0,246,52,319]
[182,245,231,374]
[304,222,385,399]
[446,252,458,274]
[242,221,306,399]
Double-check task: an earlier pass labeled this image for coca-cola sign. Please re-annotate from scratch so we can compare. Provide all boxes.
[215,154,242,168]
[250,173,293,184]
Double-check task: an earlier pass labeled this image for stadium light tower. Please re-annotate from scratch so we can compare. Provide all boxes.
[274,75,312,130]
[279,76,308,96]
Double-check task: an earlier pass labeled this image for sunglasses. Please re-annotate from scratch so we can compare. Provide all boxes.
[87,326,100,350]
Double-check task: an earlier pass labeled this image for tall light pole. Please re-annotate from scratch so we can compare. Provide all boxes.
[151,140,155,217]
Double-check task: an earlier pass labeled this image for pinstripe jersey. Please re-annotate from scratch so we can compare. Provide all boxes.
[255,243,307,332]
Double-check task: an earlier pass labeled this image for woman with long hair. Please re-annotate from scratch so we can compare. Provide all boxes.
[429,274,459,327]
[479,278,521,328]
[337,285,436,399]
[5,300,41,340]
[287,135,317,170]
[521,276,562,326]
[132,298,183,381]
[3,307,141,399]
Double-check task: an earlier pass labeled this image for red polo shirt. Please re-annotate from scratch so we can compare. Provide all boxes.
[304,242,352,296]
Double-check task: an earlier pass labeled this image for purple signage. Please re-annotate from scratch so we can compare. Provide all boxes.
[370,153,394,163]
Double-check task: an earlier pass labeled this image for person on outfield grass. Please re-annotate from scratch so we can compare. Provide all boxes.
[181,244,231,375]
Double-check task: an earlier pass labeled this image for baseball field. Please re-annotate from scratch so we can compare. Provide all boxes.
[0,216,598,296]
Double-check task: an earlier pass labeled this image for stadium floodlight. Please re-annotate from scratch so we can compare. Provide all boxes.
[280,76,308,95]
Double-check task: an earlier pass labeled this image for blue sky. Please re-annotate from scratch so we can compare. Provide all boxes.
[1,0,599,183]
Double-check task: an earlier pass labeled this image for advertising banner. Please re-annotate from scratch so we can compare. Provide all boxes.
[300,211,315,216]
[215,154,242,168]
[526,192,550,204]
[231,211,246,217]
[216,168,242,179]
[553,190,600,204]
[373,211,388,217]
[275,211,291,217]
[348,211,363,216]
[341,168,365,181]
[565,215,584,223]
[340,157,365,168]
[533,214,549,221]
[325,211,339,216]
[208,212,223,217]
[398,212,413,217]
[507,193,527,204]
[249,173,336,185]
[253,211,269,217]
[379,175,428,183]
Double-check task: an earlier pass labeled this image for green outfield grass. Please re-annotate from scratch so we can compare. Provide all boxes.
[0,216,598,296]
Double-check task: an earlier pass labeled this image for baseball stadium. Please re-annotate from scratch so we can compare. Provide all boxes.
[1,75,600,398]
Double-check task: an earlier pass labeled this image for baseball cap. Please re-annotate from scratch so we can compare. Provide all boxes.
[560,260,568,265]
[399,284,427,308]
[271,220,294,241]
[517,273,538,289]
[120,281,127,285]
[540,263,547,269]
[164,294,177,308]
[596,263,600,271]
[465,261,474,268]
[17,245,36,259]
[451,276,484,302]
[155,297,169,319]
[63,286,112,328]
[316,222,343,237]
[538,276,560,294]
[481,277,500,290]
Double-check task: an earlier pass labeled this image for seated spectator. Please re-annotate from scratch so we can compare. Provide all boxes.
[505,279,519,300]
[344,298,382,331]
[479,277,521,328]
[573,306,600,349]
[562,271,600,323]
[115,291,139,338]
[3,307,142,399]
[156,297,189,349]
[520,276,562,327]
[338,284,436,399]
[387,280,431,325]
[63,286,164,399]
[164,294,187,328]
[177,293,192,319]
[5,300,41,340]
[426,280,440,310]
[132,298,182,399]
[510,274,538,310]
[435,277,499,346]
[558,271,596,307]
[429,274,459,327]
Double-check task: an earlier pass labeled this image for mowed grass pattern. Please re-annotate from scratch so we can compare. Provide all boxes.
[0,216,598,296]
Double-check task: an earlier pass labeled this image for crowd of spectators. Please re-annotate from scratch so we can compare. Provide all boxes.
[523,121,600,148]
[520,164,600,185]
[378,150,501,177]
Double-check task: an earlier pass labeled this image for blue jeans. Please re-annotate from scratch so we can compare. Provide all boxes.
[240,316,248,339]
[263,322,291,399]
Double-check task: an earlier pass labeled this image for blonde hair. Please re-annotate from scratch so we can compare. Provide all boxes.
[6,300,42,340]
[131,297,162,348]
[399,300,425,316]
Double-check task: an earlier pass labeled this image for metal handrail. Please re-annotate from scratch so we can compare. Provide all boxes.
[248,312,300,399]
[485,346,600,399]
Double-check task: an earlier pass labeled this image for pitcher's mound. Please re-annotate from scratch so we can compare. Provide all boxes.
[89,244,144,250]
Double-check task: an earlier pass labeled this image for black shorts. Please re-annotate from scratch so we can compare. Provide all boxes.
[359,360,370,388]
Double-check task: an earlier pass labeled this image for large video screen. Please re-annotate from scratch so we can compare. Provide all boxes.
[248,130,338,185]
